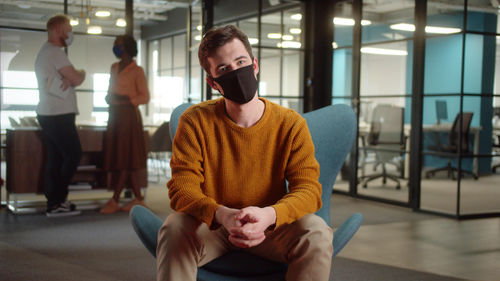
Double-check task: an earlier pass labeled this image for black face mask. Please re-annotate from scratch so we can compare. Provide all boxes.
[213,64,258,104]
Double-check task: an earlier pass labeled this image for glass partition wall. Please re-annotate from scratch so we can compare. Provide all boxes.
[421,0,500,217]
[145,1,304,118]
[0,2,130,131]
[333,0,500,219]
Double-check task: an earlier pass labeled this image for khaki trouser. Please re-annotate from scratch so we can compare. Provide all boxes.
[157,212,333,281]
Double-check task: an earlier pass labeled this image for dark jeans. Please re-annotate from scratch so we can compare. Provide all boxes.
[37,114,82,208]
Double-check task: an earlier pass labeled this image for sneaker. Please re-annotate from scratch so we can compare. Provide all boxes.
[46,202,81,217]
[100,199,121,214]
[60,201,77,211]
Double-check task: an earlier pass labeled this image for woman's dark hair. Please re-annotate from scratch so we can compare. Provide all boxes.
[198,25,254,76]
[116,34,138,57]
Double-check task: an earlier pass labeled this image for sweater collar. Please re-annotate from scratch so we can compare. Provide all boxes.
[216,97,271,133]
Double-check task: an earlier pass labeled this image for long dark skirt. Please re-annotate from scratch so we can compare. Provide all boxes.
[104,104,147,171]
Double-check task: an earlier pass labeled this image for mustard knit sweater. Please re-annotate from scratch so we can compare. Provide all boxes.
[167,98,322,229]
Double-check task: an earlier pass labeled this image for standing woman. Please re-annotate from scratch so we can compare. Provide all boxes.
[100,34,150,214]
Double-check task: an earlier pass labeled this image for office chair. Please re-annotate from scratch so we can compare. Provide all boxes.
[493,107,500,173]
[425,112,478,180]
[492,134,500,173]
[360,104,405,189]
[130,103,363,281]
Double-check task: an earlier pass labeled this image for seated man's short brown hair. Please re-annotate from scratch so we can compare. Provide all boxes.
[198,25,254,76]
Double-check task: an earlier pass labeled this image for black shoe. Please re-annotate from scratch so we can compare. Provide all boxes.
[46,201,81,217]
[60,201,77,211]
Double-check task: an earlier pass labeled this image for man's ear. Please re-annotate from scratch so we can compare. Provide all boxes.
[253,57,259,76]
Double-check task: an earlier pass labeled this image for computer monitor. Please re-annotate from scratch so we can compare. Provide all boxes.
[435,100,448,125]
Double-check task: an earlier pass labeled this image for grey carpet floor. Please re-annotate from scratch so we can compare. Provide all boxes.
[331,257,464,281]
[0,195,464,281]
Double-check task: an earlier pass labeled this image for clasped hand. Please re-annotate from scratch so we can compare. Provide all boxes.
[215,206,276,248]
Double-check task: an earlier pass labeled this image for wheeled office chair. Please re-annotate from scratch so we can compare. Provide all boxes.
[360,104,405,189]
[492,134,500,173]
[492,107,500,173]
[425,112,478,180]
[130,103,363,281]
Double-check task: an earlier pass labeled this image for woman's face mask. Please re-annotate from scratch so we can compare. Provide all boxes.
[113,45,124,58]
[213,64,258,104]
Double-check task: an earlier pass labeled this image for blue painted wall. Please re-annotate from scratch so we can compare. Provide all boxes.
[332,11,497,174]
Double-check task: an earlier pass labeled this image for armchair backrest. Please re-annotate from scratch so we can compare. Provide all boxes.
[303,104,357,225]
[169,103,194,142]
[169,102,357,226]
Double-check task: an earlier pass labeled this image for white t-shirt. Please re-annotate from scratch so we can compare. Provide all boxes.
[34,42,78,115]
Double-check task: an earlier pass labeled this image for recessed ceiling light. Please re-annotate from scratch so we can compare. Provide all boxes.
[116,18,127,27]
[267,33,282,39]
[361,47,407,56]
[332,42,338,49]
[195,35,202,41]
[390,23,462,34]
[197,25,202,31]
[425,26,461,34]
[87,26,102,34]
[95,10,111,17]
[248,38,259,45]
[290,28,301,34]
[277,41,301,49]
[291,14,302,21]
[333,17,371,26]
[282,34,294,41]
[390,23,415,31]
[70,18,79,26]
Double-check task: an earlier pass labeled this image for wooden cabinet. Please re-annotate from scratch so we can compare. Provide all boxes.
[5,127,147,195]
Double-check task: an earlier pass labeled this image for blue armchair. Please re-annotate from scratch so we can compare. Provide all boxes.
[130,103,362,281]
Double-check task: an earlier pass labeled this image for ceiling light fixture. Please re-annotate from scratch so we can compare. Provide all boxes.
[95,10,111,17]
[195,35,202,41]
[197,25,202,31]
[291,13,302,21]
[390,23,462,34]
[248,38,259,45]
[116,18,126,27]
[267,33,282,39]
[282,34,294,41]
[87,26,102,34]
[333,17,371,26]
[332,42,338,49]
[290,28,301,34]
[277,41,301,49]
[70,18,79,26]
[390,23,415,31]
[425,26,462,34]
[360,47,407,56]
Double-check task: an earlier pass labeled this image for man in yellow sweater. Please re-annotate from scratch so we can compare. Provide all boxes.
[157,25,333,281]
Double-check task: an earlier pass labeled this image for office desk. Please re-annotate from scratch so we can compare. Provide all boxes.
[5,128,148,211]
